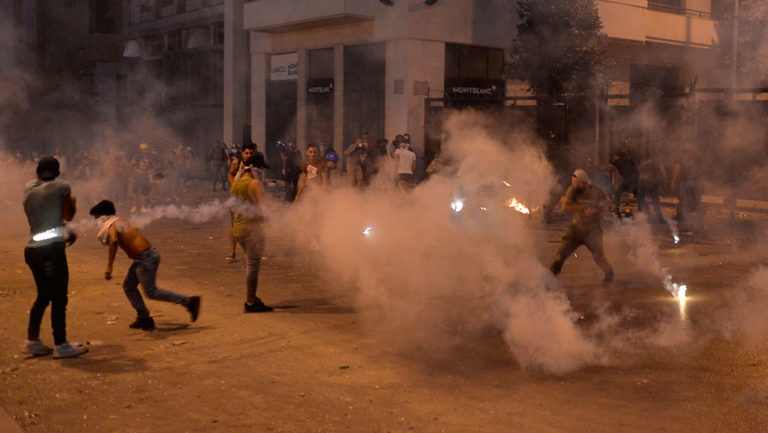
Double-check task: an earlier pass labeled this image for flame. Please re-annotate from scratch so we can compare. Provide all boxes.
[673,234,680,244]
[505,197,531,214]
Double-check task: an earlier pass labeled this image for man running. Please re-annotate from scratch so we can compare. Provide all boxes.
[90,200,201,330]
[549,169,614,283]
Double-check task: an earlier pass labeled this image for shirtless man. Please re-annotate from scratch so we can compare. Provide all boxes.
[89,200,201,330]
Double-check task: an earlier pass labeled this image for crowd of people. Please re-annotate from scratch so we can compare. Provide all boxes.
[13,130,708,359]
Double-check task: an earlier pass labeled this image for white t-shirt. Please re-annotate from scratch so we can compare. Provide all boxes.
[395,149,416,174]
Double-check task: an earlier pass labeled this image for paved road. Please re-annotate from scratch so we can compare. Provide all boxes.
[1,181,767,432]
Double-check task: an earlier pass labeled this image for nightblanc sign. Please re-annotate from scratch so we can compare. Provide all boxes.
[270,53,298,81]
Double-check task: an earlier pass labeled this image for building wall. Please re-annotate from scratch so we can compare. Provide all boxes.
[237,0,727,170]
[243,0,518,157]
[123,0,226,155]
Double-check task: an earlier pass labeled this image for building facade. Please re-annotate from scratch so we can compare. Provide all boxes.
[123,0,226,154]
[1,0,124,152]
[228,0,726,171]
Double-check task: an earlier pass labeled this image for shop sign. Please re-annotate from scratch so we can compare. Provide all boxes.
[445,79,504,100]
[270,53,298,81]
[307,78,334,94]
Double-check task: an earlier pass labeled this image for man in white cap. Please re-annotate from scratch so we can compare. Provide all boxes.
[549,168,614,283]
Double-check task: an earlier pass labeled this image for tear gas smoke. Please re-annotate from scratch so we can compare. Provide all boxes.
[721,267,768,346]
[281,111,615,373]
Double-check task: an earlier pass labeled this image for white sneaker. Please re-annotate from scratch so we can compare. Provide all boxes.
[53,341,88,359]
[23,339,53,356]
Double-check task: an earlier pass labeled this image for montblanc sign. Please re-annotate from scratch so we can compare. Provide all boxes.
[445,79,504,100]
[307,78,334,94]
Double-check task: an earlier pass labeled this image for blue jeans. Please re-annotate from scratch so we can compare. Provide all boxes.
[123,248,189,319]
[25,242,69,345]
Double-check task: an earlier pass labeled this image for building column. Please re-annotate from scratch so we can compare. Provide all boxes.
[249,33,269,151]
[296,48,308,147]
[333,44,345,153]
[223,0,248,146]
[385,39,444,157]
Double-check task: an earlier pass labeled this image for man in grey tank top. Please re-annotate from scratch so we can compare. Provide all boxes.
[22,156,87,358]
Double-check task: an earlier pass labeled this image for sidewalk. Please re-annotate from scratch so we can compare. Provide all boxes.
[0,405,24,433]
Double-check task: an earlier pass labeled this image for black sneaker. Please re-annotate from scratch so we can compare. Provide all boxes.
[244,299,273,313]
[129,317,155,330]
[187,296,201,322]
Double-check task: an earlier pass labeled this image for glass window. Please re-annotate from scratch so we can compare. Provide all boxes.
[309,48,334,79]
[89,0,122,34]
[648,0,682,14]
[445,44,505,80]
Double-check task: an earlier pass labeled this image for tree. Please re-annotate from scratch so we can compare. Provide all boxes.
[735,0,768,79]
[508,0,610,101]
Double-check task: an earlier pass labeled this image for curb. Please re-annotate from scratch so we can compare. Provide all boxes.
[0,405,25,433]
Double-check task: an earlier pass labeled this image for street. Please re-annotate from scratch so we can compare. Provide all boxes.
[1,180,767,433]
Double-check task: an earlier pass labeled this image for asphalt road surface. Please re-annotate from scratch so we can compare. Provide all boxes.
[1,181,767,432]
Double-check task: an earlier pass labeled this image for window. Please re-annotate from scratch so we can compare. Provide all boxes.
[158,0,178,17]
[648,0,683,14]
[445,44,504,80]
[309,48,334,79]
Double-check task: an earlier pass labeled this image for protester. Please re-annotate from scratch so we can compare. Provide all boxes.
[549,169,614,283]
[671,150,700,231]
[129,143,153,213]
[22,156,88,358]
[610,150,640,214]
[209,140,230,192]
[226,144,256,262]
[281,141,302,202]
[89,200,201,330]
[295,143,328,202]
[229,154,273,313]
[393,140,416,192]
[344,135,367,188]
[638,157,666,223]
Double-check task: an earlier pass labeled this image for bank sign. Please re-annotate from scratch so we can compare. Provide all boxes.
[270,53,298,81]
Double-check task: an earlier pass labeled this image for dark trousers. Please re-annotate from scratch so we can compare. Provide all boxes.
[550,225,613,278]
[638,179,664,222]
[675,182,700,224]
[25,242,69,345]
[285,173,300,202]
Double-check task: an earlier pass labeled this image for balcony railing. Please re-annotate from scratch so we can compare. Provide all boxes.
[647,1,720,19]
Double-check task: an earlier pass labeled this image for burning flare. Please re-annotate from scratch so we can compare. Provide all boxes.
[505,198,531,215]
[450,199,465,213]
